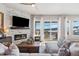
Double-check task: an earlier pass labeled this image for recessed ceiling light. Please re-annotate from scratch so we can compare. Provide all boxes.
[20,3,35,7]
[32,4,35,7]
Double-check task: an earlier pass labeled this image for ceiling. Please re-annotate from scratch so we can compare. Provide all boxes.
[3,3,79,15]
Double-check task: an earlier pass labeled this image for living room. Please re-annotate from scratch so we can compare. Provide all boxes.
[0,3,79,56]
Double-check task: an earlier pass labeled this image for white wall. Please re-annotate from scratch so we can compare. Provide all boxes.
[0,4,31,42]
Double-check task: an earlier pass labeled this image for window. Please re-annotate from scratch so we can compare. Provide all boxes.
[50,21,58,30]
[44,21,50,40]
[44,21,58,41]
[34,16,59,42]
[73,20,79,35]
[35,21,40,30]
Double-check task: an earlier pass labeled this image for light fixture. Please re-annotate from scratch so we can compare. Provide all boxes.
[32,4,35,7]
[20,3,36,7]
[4,26,9,33]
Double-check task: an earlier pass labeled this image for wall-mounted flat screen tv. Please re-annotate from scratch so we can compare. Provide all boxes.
[12,16,29,27]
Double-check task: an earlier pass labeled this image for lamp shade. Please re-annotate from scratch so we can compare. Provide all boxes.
[3,27,9,33]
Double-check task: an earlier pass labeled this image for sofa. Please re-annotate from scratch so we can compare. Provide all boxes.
[0,40,79,56]
[39,40,79,56]
[69,42,79,56]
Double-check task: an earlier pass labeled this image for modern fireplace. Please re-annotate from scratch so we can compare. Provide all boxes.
[14,34,27,40]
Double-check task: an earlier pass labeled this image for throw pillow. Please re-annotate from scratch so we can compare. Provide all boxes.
[0,43,8,55]
[58,47,71,56]
[57,38,65,48]
[5,43,19,56]
[61,40,71,48]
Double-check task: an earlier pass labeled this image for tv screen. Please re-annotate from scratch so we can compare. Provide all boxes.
[12,16,29,27]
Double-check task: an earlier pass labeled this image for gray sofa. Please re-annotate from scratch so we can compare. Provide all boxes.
[39,40,79,56]
[39,41,59,56]
[39,41,79,56]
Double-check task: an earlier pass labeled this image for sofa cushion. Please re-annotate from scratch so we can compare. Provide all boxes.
[45,42,58,53]
[5,43,19,56]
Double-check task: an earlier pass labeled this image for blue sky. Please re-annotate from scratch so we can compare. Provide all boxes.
[73,21,79,27]
[36,22,58,29]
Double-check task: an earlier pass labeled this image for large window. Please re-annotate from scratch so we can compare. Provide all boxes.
[34,16,59,42]
[34,21,41,41]
[35,21,40,30]
[44,21,50,40]
[35,21,40,35]
[44,21,58,41]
